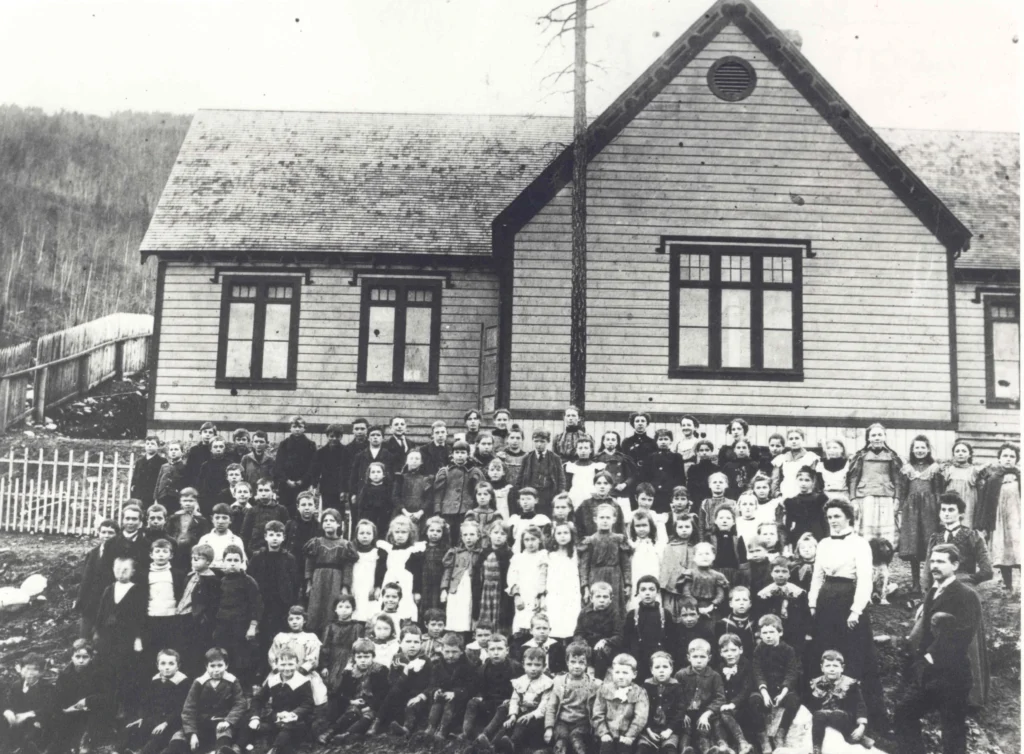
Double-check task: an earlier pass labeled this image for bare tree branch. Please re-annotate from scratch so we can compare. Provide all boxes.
[540,62,576,86]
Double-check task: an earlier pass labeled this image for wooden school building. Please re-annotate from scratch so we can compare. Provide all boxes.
[140,0,1020,457]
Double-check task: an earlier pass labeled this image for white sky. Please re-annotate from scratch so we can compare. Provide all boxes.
[0,0,1019,132]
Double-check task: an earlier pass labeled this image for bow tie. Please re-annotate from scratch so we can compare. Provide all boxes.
[722,666,737,679]
[830,532,851,540]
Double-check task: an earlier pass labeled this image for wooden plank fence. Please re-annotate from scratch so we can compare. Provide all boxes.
[0,313,152,432]
[0,446,136,535]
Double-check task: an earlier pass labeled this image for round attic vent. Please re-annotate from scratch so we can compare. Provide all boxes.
[707,56,757,101]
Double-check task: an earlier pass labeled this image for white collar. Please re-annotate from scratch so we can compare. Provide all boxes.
[152,671,188,684]
[933,574,957,593]
[196,671,237,684]
[266,673,308,690]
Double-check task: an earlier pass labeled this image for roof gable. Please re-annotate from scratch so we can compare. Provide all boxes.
[497,0,972,256]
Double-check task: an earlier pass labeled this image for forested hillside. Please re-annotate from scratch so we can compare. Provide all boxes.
[0,106,191,346]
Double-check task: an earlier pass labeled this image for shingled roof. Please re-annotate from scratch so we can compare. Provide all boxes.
[139,110,571,258]
[882,129,1019,271]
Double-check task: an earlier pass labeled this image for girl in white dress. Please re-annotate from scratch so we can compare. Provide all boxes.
[507,525,549,636]
[442,519,482,632]
[628,509,663,610]
[350,519,386,621]
[380,515,425,625]
[816,439,851,503]
[545,521,582,640]
[564,435,607,508]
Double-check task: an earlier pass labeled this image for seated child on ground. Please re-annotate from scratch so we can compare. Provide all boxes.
[492,648,554,754]
[716,634,755,754]
[806,650,873,754]
[319,639,389,744]
[375,626,431,737]
[245,650,314,754]
[423,634,476,740]
[166,648,246,754]
[118,649,190,754]
[751,614,801,753]
[572,582,623,680]
[464,634,523,744]
[675,639,725,754]
[50,639,110,754]
[0,653,52,754]
[544,642,599,754]
[592,653,649,754]
[518,613,567,675]
[638,651,684,754]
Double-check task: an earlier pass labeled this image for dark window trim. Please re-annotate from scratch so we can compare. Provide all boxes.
[668,241,803,381]
[357,277,442,394]
[984,294,1020,409]
[215,275,301,390]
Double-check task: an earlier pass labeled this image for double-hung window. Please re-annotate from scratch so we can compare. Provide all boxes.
[358,279,442,392]
[216,277,301,388]
[668,241,803,380]
[985,296,1020,408]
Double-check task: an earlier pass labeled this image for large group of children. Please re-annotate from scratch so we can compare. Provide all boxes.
[1,409,1018,754]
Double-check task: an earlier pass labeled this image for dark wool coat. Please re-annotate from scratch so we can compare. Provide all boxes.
[387,650,432,698]
[248,550,302,610]
[433,462,485,517]
[675,618,716,667]
[54,662,111,715]
[320,620,365,692]
[753,585,812,652]
[155,459,187,510]
[338,663,390,712]
[686,460,719,513]
[643,678,686,732]
[722,459,761,501]
[393,469,434,519]
[783,492,829,543]
[752,641,800,695]
[273,434,318,489]
[240,451,276,489]
[138,671,191,731]
[573,604,623,648]
[419,443,451,478]
[132,454,167,505]
[1,678,54,718]
[215,571,263,624]
[426,655,476,701]
[167,511,211,571]
[181,672,247,733]
[184,442,212,488]
[474,658,524,703]
[241,501,291,554]
[77,542,112,626]
[643,449,687,512]
[518,451,567,509]
[621,432,658,472]
[594,451,639,496]
[309,443,353,504]
[913,578,982,686]
[104,531,151,584]
[382,436,413,474]
[250,674,314,727]
[675,666,725,714]
[623,603,676,671]
[285,516,321,574]
[196,456,233,514]
[410,541,447,609]
[721,658,754,708]
[349,447,396,495]
[94,581,147,655]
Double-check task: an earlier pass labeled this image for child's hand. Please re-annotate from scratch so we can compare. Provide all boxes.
[583,588,591,603]
[851,723,866,742]
[699,605,713,616]
[190,734,200,751]
[760,689,772,708]
[721,703,735,713]
[601,735,613,743]
[414,593,422,605]
[3,711,17,725]
[683,716,691,729]
[697,712,712,732]
[409,694,426,706]
[514,595,525,611]
[620,737,634,747]
[440,590,448,604]
[443,692,455,701]
[246,624,257,640]
[134,638,143,652]
[774,689,788,707]
[373,588,381,602]
[320,668,329,680]
[249,718,261,730]
[152,722,168,736]
[503,716,516,730]
[544,728,553,743]
[595,639,607,652]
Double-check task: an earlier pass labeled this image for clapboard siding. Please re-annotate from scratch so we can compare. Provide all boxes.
[511,23,953,423]
[955,281,1020,456]
[152,263,498,434]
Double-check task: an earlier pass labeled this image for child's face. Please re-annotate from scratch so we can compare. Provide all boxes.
[656,435,672,450]
[223,553,244,573]
[277,656,298,679]
[507,432,523,451]
[522,532,541,553]
[821,657,844,680]
[452,449,469,465]
[519,494,537,513]
[595,509,615,532]
[553,525,572,547]
[487,462,503,482]
[369,465,385,483]
[772,565,791,586]
[200,427,216,443]
[428,621,445,638]
[323,516,341,536]
[335,601,354,621]
[392,522,410,545]
[264,528,284,549]
[594,476,612,496]
[709,476,727,496]
[533,438,548,453]
[729,423,746,441]
[825,441,844,460]
[474,628,493,647]
[461,526,479,548]
[633,517,651,539]
[611,663,636,687]
[401,633,423,657]
[373,620,394,641]
[287,613,306,632]
[633,416,648,434]
[636,493,654,510]
[290,423,306,436]
[746,544,768,562]
[368,431,383,448]
[122,509,142,534]
[206,659,226,679]
[432,426,448,445]
[738,499,757,519]
[768,438,785,456]
[697,445,714,461]
[680,609,699,628]
[180,497,199,515]
[797,473,815,494]
[252,436,268,453]
[234,486,252,505]
[466,414,481,431]
[720,642,741,666]
[407,452,423,471]
[797,538,816,560]
[912,441,929,460]
[674,519,693,541]
[477,436,494,454]
[213,514,231,532]
[867,427,886,450]
[734,442,750,459]
[688,647,710,671]
[256,484,273,501]
[381,589,401,611]
[752,480,770,501]
[489,527,507,548]
[952,444,970,464]
[191,553,211,573]
[715,509,735,532]
[730,591,751,615]
[495,413,510,430]
[327,432,342,447]
[152,547,172,566]
[441,645,462,662]
[350,423,367,440]
[760,625,781,646]
[354,651,374,671]
[18,663,42,684]
[787,432,803,451]
[576,441,592,460]
[1000,447,1019,468]
[602,433,617,452]
[148,511,166,528]
[680,418,696,436]
[591,589,612,611]
[553,499,572,521]
[210,440,226,458]
[939,503,961,527]
[227,469,242,485]
[72,648,92,669]
[670,495,689,514]
[523,657,545,679]
[145,439,159,456]
[426,522,444,543]
[157,653,179,678]
[356,524,374,546]
[531,620,551,643]
[476,487,491,507]
[391,418,406,436]
[567,655,588,677]
[760,527,779,549]
[637,581,658,605]
[113,561,134,583]
[98,525,117,543]
[694,545,715,568]
[297,498,315,519]
[651,656,673,683]
[167,444,183,462]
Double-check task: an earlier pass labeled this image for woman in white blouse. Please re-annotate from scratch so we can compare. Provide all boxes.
[809,498,889,731]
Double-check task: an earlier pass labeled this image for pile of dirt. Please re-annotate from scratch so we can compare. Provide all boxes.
[17,372,148,441]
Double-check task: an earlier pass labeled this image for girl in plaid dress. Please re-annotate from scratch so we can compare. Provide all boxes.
[473,520,514,633]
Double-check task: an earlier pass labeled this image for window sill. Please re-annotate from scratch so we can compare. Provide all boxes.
[357,382,440,395]
[668,368,804,382]
[986,399,1020,410]
[215,379,297,391]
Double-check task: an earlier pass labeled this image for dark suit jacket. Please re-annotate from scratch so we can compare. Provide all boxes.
[916,578,982,685]
[77,543,110,624]
[382,436,413,473]
[102,532,150,584]
[131,454,167,505]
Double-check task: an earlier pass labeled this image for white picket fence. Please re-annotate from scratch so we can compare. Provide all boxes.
[0,447,137,535]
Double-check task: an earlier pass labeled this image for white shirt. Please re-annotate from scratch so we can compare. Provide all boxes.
[808,530,872,615]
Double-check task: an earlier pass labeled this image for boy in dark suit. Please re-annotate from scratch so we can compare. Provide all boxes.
[1,653,53,754]
[132,436,167,506]
[806,650,871,754]
[76,519,119,639]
